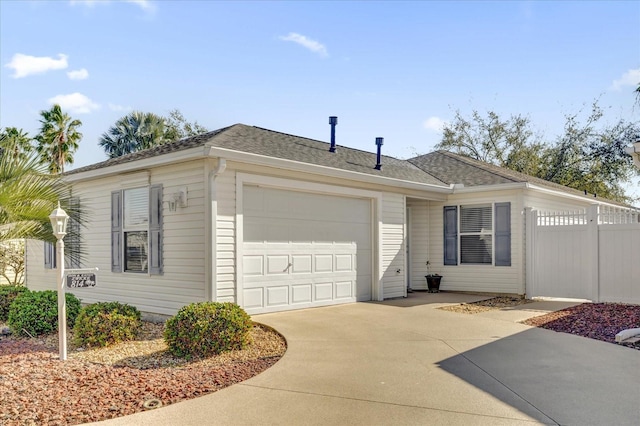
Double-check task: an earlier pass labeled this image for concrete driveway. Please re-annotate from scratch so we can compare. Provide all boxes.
[97,293,640,425]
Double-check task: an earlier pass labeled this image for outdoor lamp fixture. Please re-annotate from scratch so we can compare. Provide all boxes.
[49,202,69,239]
[49,202,69,361]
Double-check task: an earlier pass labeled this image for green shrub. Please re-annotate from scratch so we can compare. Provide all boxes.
[73,301,142,347]
[164,302,253,359]
[0,285,29,321]
[7,290,82,337]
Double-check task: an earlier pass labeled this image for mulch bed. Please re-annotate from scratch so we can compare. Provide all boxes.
[522,302,640,350]
[439,296,532,314]
[0,323,286,425]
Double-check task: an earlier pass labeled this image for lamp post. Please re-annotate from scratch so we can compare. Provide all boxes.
[49,202,69,361]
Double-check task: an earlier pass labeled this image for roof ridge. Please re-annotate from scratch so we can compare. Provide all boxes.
[250,125,406,160]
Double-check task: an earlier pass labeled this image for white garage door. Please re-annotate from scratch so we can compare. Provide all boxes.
[242,186,372,314]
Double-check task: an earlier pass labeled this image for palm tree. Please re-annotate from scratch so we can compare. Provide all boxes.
[0,127,33,161]
[35,104,82,174]
[99,111,167,158]
[0,153,84,259]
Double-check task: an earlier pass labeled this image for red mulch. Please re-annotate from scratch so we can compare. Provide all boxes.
[523,302,640,349]
[0,340,279,426]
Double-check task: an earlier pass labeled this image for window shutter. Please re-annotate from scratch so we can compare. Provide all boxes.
[44,242,56,269]
[443,206,458,265]
[67,196,81,269]
[494,202,511,266]
[111,191,122,273]
[149,184,163,275]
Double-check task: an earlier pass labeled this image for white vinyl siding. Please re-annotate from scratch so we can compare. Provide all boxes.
[428,190,523,294]
[214,170,237,302]
[382,192,405,299]
[26,160,208,316]
[407,199,430,290]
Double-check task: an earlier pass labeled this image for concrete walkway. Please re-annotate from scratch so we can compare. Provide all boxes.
[97,293,640,425]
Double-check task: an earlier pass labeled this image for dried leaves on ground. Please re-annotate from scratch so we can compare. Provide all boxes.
[0,322,286,425]
[522,302,640,350]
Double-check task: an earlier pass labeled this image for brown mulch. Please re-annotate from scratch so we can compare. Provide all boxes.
[440,297,640,351]
[522,302,640,350]
[438,296,532,314]
[0,322,286,425]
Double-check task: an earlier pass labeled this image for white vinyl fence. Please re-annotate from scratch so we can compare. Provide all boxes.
[526,205,640,304]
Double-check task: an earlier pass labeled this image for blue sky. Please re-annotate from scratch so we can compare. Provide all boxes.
[1,1,639,180]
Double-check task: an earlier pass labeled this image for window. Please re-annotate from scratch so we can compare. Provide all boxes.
[111,185,163,275]
[443,202,511,267]
[460,205,493,264]
[123,187,148,273]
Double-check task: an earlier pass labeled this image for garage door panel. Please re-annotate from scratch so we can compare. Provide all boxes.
[315,282,333,301]
[335,254,353,272]
[292,284,312,304]
[335,281,354,298]
[266,286,289,306]
[243,256,263,275]
[243,288,263,309]
[242,186,372,314]
[315,254,333,272]
[292,255,312,273]
[266,255,290,275]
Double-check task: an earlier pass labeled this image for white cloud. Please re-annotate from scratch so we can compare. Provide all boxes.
[611,68,640,91]
[5,53,68,78]
[70,0,156,13]
[279,32,328,57]
[108,103,132,112]
[125,0,155,12]
[423,116,447,132]
[48,93,100,114]
[67,68,89,80]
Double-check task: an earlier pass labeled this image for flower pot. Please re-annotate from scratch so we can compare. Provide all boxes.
[425,275,442,293]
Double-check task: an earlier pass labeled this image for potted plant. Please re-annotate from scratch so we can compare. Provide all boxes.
[425,260,442,293]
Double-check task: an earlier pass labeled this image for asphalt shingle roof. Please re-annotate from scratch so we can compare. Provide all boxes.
[68,124,448,187]
[408,150,611,200]
[67,124,626,206]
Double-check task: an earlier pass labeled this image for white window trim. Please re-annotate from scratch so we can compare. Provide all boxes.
[122,186,150,274]
[458,203,495,266]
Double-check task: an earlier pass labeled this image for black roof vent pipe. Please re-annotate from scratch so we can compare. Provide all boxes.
[374,137,383,170]
[329,116,338,152]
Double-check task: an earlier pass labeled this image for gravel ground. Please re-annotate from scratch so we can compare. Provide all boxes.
[439,296,532,314]
[522,302,640,350]
[441,297,640,350]
[0,322,286,425]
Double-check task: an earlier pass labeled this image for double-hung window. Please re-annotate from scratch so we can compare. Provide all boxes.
[123,187,149,273]
[111,185,163,275]
[444,202,511,266]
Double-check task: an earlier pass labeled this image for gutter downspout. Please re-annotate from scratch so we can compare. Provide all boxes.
[208,158,227,302]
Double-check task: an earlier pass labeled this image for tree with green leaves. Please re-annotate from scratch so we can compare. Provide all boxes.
[0,153,85,261]
[436,102,640,203]
[0,127,33,161]
[99,109,209,158]
[99,111,168,158]
[439,110,547,177]
[164,109,209,141]
[35,104,82,174]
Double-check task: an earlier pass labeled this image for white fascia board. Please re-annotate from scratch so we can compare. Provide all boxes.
[204,146,453,196]
[64,146,206,183]
[451,182,527,193]
[526,183,627,208]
